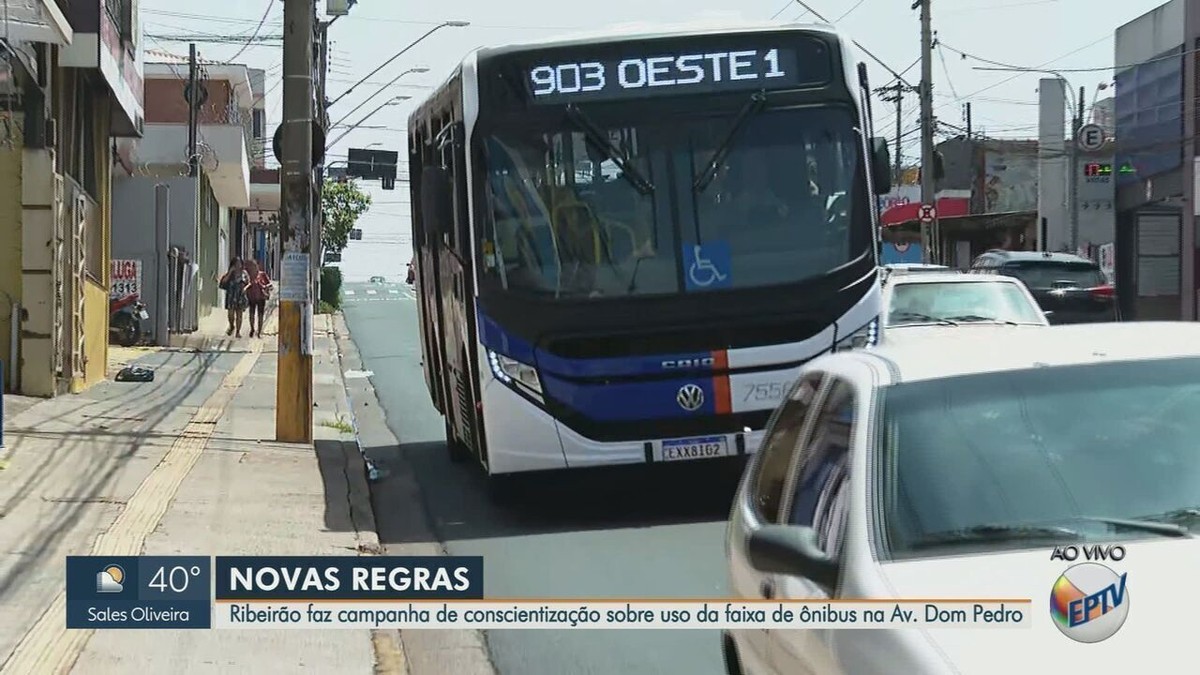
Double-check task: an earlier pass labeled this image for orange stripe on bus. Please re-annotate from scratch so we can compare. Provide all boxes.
[711,350,731,414]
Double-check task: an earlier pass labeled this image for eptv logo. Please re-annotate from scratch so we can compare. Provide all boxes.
[1049,560,1130,643]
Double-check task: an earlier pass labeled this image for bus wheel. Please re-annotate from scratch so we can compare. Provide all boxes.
[444,418,471,463]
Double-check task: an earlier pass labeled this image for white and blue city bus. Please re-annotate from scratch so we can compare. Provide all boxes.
[407,21,893,488]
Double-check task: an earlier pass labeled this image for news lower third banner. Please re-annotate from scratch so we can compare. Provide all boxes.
[66,556,1032,630]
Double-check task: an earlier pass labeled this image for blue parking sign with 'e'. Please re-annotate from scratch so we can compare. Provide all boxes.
[682,241,732,291]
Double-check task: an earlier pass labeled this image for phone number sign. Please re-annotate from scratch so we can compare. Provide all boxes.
[110,259,142,298]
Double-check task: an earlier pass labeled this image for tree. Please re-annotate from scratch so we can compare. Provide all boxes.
[322,178,371,255]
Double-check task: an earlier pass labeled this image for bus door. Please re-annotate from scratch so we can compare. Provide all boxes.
[432,122,476,449]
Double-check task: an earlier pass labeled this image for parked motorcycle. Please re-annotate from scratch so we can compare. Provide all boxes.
[109,293,148,347]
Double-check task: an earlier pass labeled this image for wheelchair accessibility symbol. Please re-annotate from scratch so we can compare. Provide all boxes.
[683,242,732,291]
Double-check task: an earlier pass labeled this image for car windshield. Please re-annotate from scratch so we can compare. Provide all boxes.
[1003,262,1106,289]
[878,357,1200,557]
[480,107,866,299]
[886,281,1046,325]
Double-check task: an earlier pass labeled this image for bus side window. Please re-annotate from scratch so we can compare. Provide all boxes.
[410,132,426,247]
[451,122,470,257]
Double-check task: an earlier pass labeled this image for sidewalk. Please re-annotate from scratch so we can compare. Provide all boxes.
[0,308,390,674]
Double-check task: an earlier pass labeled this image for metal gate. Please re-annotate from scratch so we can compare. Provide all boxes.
[51,175,65,377]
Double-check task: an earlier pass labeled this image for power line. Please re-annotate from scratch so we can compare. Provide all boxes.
[935,41,959,100]
[221,0,274,62]
[785,0,917,89]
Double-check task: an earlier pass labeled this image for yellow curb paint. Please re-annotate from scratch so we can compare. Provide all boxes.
[1,339,265,675]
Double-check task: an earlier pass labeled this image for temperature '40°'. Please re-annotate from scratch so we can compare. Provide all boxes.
[148,565,203,593]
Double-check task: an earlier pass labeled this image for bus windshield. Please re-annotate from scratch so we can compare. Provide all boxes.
[481,106,867,300]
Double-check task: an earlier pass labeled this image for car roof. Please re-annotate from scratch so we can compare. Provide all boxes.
[885,272,1012,285]
[979,250,1094,264]
[854,322,1200,384]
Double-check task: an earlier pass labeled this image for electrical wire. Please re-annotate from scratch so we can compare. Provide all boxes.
[769,0,795,20]
[223,1,276,63]
[832,0,868,22]
[935,42,960,101]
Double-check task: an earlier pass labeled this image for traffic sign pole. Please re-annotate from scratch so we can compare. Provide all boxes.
[918,204,937,264]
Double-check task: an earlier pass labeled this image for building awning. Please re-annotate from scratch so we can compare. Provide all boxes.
[886,210,1036,231]
[881,196,970,226]
[2,0,72,46]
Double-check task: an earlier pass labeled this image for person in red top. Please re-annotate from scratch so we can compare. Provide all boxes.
[244,258,273,338]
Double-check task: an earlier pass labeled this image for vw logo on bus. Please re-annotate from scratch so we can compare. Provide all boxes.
[676,384,705,411]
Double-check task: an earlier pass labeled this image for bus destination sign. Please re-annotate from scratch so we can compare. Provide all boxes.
[525,46,823,104]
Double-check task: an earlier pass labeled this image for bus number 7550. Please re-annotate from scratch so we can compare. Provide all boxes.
[742,382,785,403]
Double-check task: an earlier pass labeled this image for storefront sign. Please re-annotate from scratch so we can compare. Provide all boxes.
[110,259,142,298]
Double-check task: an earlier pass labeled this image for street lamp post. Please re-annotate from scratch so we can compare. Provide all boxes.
[327,96,411,150]
[329,67,428,131]
[327,20,469,107]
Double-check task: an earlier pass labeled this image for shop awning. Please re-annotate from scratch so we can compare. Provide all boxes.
[881,196,970,226]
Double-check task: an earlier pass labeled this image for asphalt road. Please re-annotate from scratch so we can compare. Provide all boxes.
[341,280,745,675]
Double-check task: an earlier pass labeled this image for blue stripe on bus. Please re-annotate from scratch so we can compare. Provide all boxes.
[534,349,715,378]
[540,372,716,421]
[477,309,714,378]
[477,310,537,363]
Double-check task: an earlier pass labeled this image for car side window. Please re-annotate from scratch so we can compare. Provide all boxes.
[785,380,856,557]
[749,373,824,523]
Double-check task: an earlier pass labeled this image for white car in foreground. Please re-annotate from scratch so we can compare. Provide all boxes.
[878,270,1049,344]
[724,322,1200,675]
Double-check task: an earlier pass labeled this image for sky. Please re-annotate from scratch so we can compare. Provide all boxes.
[140,0,1162,281]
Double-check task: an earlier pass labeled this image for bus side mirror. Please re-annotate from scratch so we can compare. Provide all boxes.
[870,138,892,195]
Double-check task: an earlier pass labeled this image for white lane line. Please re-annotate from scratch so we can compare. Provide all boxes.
[366,289,377,295]
[345,290,356,296]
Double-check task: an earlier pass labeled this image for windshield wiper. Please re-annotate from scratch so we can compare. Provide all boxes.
[564,104,654,195]
[1068,516,1189,537]
[889,311,956,326]
[909,524,1083,550]
[692,91,769,192]
[943,314,1020,326]
[1135,507,1200,529]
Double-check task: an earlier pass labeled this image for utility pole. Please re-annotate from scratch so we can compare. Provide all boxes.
[965,102,972,139]
[277,0,314,443]
[314,21,330,307]
[918,0,938,264]
[876,82,905,183]
[1068,84,1084,253]
[186,43,198,177]
[154,184,171,346]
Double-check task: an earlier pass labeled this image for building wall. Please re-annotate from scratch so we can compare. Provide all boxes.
[1114,0,1190,320]
[0,137,23,390]
[111,175,200,341]
[198,173,221,311]
[144,77,233,125]
[982,144,1039,213]
[1038,78,1069,251]
[76,88,113,393]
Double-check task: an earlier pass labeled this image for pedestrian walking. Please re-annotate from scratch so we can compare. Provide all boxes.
[245,258,273,338]
[218,256,250,337]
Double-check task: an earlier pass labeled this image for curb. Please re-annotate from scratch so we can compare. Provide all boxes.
[329,311,496,675]
[326,313,402,675]
[324,314,384,557]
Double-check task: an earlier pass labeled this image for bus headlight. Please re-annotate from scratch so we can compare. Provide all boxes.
[488,350,544,400]
[834,318,879,351]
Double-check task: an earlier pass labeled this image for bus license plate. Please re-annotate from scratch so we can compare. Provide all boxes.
[661,436,728,462]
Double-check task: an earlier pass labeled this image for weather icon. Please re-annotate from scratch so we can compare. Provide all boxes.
[96,565,125,593]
